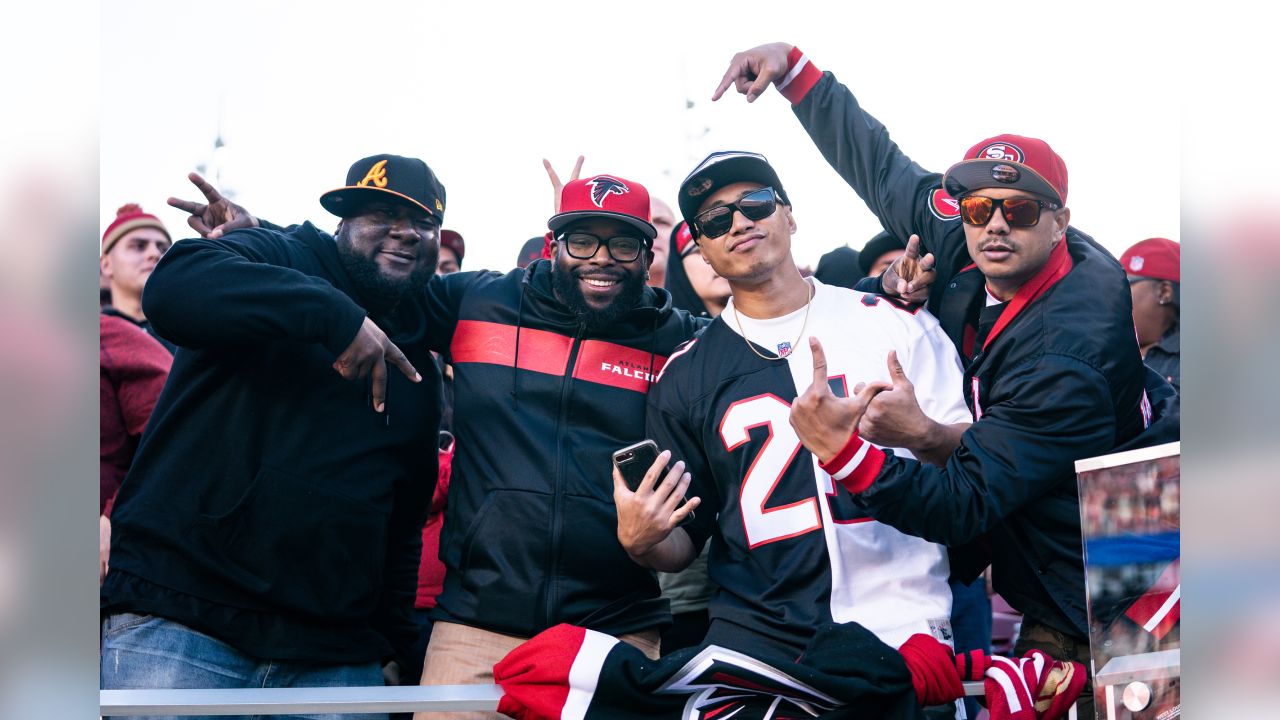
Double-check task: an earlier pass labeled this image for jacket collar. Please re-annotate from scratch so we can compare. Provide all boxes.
[983,237,1074,351]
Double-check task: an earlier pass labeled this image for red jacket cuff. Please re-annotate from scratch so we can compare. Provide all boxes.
[818,431,886,494]
[778,46,822,104]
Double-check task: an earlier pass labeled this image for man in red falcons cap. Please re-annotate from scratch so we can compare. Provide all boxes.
[712,43,1179,716]
[170,169,705,720]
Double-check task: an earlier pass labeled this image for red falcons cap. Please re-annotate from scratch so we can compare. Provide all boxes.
[1120,237,1180,282]
[547,175,656,240]
[673,221,696,256]
[440,229,465,262]
[942,134,1068,205]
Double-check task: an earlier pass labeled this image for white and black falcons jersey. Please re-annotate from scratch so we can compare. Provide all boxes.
[649,277,972,659]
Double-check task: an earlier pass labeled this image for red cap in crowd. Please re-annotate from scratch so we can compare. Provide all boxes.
[1120,237,1180,282]
[547,175,656,240]
[440,229,465,263]
[942,134,1069,205]
[673,221,695,256]
[102,203,170,256]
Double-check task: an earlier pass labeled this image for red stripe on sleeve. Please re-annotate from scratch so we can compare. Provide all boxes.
[779,46,822,104]
[450,320,573,376]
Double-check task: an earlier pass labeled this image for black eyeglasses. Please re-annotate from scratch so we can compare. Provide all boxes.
[557,232,646,262]
[692,187,780,240]
[958,195,1060,228]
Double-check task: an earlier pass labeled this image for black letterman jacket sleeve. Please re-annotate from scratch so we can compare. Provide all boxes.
[781,49,967,278]
[645,348,718,556]
[826,353,1117,546]
[143,226,366,355]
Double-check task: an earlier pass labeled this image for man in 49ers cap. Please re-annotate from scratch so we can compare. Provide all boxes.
[714,43,1178,716]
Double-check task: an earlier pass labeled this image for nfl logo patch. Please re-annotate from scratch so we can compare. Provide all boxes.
[777,342,792,357]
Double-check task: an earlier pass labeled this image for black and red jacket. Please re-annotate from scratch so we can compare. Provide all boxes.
[782,52,1156,639]
[423,259,706,638]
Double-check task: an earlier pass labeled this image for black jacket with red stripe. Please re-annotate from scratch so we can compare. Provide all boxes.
[783,59,1153,639]
[424,259,706,638]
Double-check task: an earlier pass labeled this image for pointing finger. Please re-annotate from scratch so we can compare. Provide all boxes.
[904,233,922,260]
[384,340,422,382]
[712,55,747,101]
[167,196,205,214]
[370,357,388,413]
[809,336,829,388]
[886,350,908,385]
[187,172,224,205]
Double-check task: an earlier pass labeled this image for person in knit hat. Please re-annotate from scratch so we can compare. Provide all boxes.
[100,203,175,353]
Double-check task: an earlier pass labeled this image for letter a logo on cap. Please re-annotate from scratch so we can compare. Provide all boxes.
[588,176,629,207]
[359,159,389,188]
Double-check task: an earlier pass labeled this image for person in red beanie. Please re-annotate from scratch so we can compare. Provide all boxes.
[100,203,175,353]
[1120,238,1180,393]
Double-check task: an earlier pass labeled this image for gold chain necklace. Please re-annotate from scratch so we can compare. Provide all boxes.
[732,280,814,361]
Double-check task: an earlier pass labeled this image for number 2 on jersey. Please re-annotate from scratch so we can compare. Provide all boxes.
[719,394,820,548]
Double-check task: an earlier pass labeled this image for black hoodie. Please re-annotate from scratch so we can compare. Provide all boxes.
[423,259,706,637]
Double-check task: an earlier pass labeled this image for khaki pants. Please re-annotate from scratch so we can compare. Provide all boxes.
[1014,617,1094,720]
[415,621,660,720]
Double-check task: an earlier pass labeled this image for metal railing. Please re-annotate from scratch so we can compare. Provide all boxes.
[101,681,1076,717]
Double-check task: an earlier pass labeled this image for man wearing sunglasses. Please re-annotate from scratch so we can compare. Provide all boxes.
[712,43,1175,712]
[614,151,974,717]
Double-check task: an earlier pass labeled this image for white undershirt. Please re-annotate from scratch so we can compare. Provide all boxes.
[724,281,814,359]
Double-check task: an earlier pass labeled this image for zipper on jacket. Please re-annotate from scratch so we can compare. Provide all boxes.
[542,320,587,629]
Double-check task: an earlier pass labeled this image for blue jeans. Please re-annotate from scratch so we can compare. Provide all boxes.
[949,578,992,720]
[101,612,385,720]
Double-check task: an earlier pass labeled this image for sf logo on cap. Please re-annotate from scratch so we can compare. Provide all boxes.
[979,143,1024,163]
[588,176,629,207]
[358,159,389,188]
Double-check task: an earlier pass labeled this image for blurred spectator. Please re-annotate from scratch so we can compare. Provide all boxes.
[98,314,171,584]
[813,245,864,289]
[515,236,545,268]
[648,197,676,288]
[438,230,465,274]
[100,203,175,353]
[858,229,907,278]
[663,221,730,319]
[1120,237,1180,394]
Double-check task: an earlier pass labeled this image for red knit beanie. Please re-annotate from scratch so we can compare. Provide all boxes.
[102,204,170,256]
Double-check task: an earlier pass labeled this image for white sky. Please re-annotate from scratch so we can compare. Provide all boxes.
[101,0,1181,273]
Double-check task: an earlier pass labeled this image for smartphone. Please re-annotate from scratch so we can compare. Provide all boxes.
[613,439,660,492]
[612,440,695,524]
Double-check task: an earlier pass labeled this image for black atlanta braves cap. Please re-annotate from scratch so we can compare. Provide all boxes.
[320,154,447,220]
[678,151,792,234]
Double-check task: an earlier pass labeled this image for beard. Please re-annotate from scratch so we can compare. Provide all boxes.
[552,264,648,331]
[336,233,435,315]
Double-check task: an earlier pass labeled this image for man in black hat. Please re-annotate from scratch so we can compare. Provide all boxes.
[102,155,446,711]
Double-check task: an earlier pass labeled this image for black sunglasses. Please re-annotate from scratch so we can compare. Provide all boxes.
[557,232,646,262]
[958,195,1060,228]
[692,187,780,240]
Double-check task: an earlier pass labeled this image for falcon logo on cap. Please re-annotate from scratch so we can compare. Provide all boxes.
[358,159,389,188]
[978,142,1025,163]
[588,176,629,207]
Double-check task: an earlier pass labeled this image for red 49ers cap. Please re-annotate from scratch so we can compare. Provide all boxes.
[1120,237,1180,282]
[547,175,657,240]
[942,134,1068,205]
[320,154,447,220]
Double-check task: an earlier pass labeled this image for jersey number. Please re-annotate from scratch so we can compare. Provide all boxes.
[719,394,820,548]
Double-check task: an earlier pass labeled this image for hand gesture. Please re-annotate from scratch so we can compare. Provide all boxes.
[789,337,891,463]
[878,234,935,303]
[542,155,584,214]
[167,172,258,239]
[712,42,793,103]
[613,449,700,558]
[333,317,422,413]
[857,350,932,448]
